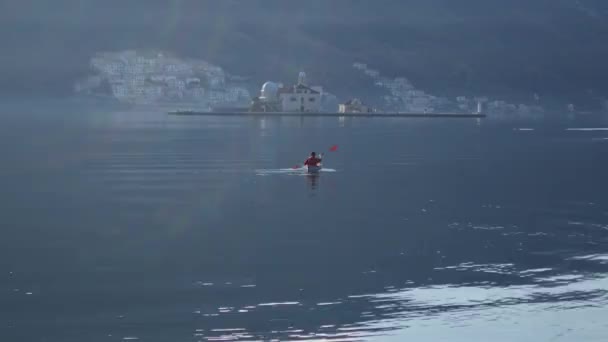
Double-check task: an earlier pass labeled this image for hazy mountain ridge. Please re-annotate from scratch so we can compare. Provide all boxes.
[1,0,607,109]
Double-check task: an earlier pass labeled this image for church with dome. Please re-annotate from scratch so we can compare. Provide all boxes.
[250,72,323,113]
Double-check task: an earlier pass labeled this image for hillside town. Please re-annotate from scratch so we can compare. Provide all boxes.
[353,62,450,113]
[74,49,548,119]
[353,62,545,119]
[75,50,250,108]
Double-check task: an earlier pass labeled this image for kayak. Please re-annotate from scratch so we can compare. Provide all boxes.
[306,165,322,173]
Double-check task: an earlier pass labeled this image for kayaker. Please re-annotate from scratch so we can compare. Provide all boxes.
[304,152,322,167]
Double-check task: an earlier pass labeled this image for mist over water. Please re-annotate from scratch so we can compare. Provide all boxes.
[1,102,608,341]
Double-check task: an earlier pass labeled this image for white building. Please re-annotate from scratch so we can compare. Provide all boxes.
[339,98,373,114]
[112,84,129,99]
[365,69,380,78]
[353,62,367,70]
[279,84,322,112]
[278,72,322,113]
[253,72,322,113]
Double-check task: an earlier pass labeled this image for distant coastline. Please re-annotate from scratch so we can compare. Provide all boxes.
[168,110,486,119]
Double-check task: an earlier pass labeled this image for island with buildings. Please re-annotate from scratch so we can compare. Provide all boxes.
[75,49,528,118]
[74,49,608,121]
[249,72,324,113]
[171,71,484,118]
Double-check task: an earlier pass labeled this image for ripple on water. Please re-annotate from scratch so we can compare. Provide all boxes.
[570,254,608,263]
[257,301,301,307]
[316,302,342,306]
[519,268,554,275]
[566,128,608,131]
[434,262,515,275]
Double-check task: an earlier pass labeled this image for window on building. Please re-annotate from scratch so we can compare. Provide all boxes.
[290,97,297,102]
[309,97,316,102]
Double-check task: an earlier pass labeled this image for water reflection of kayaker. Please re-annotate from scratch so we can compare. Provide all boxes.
[307,172,319,190]
[304,152,322,167]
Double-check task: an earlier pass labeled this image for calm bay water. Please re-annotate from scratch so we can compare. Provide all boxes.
[1,103,608,341]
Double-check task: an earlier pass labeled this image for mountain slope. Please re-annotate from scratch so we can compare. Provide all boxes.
[1,0,607,107]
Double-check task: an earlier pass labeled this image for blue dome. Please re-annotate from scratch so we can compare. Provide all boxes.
[261,82,279,100]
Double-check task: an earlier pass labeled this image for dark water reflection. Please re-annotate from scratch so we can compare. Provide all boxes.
[306,174,320,191]
[1,104,608,341]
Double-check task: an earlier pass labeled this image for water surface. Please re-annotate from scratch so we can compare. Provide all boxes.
[1,104,608,341]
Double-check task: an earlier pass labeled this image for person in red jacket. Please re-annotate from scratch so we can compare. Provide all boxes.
[304,152,322,167]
